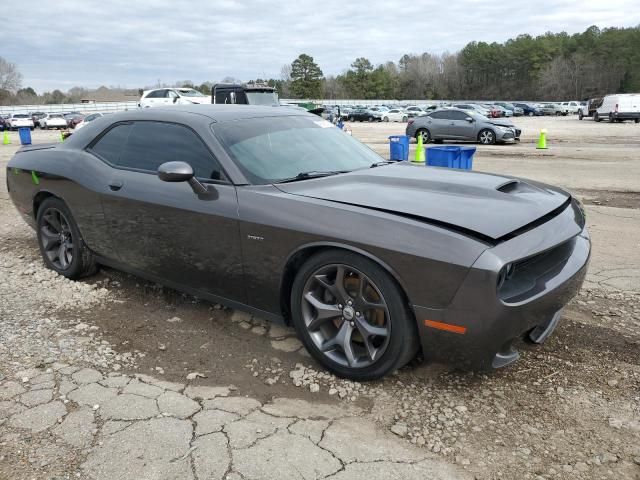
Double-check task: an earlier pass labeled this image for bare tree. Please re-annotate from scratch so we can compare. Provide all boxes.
[0,57,22,92]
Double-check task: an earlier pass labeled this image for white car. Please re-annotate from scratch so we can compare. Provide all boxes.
[139,88,209,108]
[381,108,408,122]
[6,114,34,130]
[560,101,581,115]
[404,106,427,117]
[74,112,107,131]
[38,113,68,130]
[594,94,640,123]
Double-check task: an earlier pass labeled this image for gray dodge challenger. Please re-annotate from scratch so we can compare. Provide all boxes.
[6,105,590,380]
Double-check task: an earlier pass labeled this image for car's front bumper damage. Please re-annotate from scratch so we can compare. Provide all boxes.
[413,199,591,369]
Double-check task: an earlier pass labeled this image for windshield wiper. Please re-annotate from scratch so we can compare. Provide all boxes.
[369,160,395,168]
[275,170,348,184]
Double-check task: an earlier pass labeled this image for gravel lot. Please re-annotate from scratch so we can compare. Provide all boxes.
[1,117,639,480]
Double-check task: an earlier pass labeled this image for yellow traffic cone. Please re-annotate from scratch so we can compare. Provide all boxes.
[536,128,548,149]
[413,133,425,164]
[2,130,10,145]
[59,130,65,142]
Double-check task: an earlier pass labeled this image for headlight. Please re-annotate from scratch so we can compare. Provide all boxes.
[497,263,515,289]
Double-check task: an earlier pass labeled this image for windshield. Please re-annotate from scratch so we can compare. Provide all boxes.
[177,89,205,97]
[50,114,63,118]
[213,115,383,184]
[14,114,29,118]
[245,91,279,106]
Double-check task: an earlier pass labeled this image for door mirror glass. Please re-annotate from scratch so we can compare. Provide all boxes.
[158,161,194,182]
[466,117,473,122]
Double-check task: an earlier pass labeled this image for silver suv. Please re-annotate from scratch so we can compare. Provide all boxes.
[405,108,521,145]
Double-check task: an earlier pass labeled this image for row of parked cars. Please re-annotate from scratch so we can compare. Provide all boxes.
[0,111,108,131]
[325,100,587,123]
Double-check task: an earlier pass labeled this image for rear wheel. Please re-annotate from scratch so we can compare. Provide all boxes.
[415,128,430,143]
[290,250,419,381]
[36,197,97,279]
[478,129,496,145]
[383,116,389,122]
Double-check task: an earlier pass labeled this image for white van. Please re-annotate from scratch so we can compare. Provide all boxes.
[594,94,640,123]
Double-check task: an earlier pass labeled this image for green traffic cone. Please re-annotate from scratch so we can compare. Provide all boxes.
[2,130,10,145]
[413,133,425,164]
[60,130,65,142]
[536,128,548,149]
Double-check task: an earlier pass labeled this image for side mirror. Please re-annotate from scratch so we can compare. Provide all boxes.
[158,161,193,182]
[173,96,179,103]
[158,161,208,195]
[466,117,474,122]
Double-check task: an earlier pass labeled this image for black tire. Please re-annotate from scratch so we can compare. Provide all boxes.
[478,128,496,145]
[383,116,389,122]
[402,116,408,122]
[290,249,419,381]
[415,128,430,143]
[36,197,98,279]
[348,116,354,122]
[555,112,561,116]
[368,116,373,122]
[594,112,601,122]
[578,111,583,120]
[635,119,639,124]
[528,112,534,117]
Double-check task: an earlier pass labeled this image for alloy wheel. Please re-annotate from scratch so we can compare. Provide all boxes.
[301,264,391,368]
[40,208,74,270]
[479,130,494,144]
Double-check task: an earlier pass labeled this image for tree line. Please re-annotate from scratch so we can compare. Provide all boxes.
[1,25,639,105]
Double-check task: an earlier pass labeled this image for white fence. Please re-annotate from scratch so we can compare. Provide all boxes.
[0,101,139,115]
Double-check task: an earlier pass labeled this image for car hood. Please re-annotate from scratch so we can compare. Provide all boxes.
[276,163,570,242]
[487,119,515,128]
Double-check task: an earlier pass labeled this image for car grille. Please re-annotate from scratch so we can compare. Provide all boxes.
[498,239,575,303]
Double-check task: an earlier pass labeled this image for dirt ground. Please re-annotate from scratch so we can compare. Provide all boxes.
[1,116,639,480]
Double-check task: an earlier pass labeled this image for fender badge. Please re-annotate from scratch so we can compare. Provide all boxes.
[247,235,264,241]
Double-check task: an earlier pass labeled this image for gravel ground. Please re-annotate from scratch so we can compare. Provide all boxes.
[1,123,639,480]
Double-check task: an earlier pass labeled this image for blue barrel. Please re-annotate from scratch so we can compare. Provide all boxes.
[426,146,475,170]
[388,135,409,161]
[18,127,32,145]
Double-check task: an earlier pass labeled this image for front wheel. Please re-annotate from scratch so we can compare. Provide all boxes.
[36,197,98,279]
[594,112,601,122]
[290,250,419,381]
[478,129,496,145]
[578,111,583,120]
[383,116,389,122]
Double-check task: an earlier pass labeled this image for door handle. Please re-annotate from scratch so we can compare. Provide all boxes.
[108,180,123,191]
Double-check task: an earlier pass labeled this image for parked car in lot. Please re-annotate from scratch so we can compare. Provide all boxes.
[346,108,380,122]
[559,101,581,115]
[139,87,210,108]
[404,106,428,118]
[6,113,35,130]
[539,103,565,116]
[0,114,9,131]
[492,105,513,117]
[482,105,503,118]
[381,108,408,122]
[64,113,86,129]
[513,103,543,116]
[6,105,590,379]
[30,112,47,125]
[74,112,108,131]
[494,102,523,116]
[593,94,640,123]
[406,108,521,145]
[38,113,69,130]
[453,104,491,117]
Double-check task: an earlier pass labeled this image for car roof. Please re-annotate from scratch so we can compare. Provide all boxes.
[105,105,310,123]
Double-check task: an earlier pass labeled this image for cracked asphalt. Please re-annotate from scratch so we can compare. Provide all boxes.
[1,118,639,480]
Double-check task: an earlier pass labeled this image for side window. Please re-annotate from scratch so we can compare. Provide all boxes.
[115,122,225,181]
[429,111,448,119]
[146,90,163,98]
[450,111,469,120]
[89,123,133,164]
[166,90,179,99]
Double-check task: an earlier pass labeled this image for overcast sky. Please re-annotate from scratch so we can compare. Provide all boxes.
[4,0,640,92]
